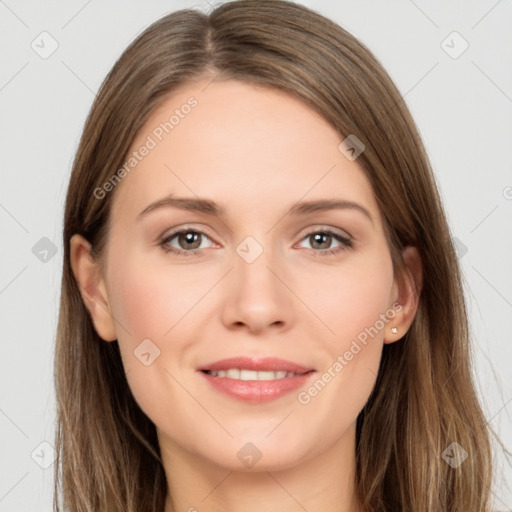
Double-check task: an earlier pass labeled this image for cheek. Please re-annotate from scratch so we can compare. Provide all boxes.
[105,254,205,387]
[294,250,393,422]
[305,249,394,346]
[107,253,206,344]
[105,257,205,426]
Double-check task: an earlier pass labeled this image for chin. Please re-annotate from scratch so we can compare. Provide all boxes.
[200,436,315,473]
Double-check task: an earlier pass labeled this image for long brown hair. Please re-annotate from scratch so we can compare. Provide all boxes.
[55,1,499,510]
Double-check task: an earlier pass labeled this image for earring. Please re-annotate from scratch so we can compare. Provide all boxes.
[391,327,398,334]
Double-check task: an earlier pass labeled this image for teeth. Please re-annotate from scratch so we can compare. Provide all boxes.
[206,369,299,380]
[240,369,258,380]
[226,368,240,379]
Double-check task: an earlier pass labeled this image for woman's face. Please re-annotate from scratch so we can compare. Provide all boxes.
[83,79,405,471]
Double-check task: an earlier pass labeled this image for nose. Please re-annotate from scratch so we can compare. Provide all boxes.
[220,245,295,334]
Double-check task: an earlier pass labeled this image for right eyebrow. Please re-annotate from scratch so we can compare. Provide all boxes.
[137,196,224,220]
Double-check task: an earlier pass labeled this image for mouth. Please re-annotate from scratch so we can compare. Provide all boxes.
[201,369,311,379]
[197,357,315,403]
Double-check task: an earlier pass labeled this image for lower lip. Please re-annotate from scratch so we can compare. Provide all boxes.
[198,371,315,404]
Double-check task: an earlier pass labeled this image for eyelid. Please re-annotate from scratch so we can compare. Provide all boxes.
[298,224,352,240]
[160,224,215,242]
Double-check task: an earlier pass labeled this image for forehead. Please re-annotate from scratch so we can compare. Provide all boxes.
[109,79,379,227]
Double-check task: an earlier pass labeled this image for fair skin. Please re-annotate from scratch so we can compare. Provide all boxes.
[70,79,422,512]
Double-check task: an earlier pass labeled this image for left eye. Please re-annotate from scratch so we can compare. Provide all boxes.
[297,230,352,253]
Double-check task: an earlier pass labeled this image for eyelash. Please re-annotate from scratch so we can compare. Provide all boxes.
[159,227,353,257]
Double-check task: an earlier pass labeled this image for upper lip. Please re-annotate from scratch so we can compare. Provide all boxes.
[198,357,314,374]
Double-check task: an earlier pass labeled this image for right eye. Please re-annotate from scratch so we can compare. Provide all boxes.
[159,229,215,256]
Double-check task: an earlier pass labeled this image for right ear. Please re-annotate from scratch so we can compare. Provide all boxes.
[69,234,117,342]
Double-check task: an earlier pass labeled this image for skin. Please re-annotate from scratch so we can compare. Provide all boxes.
[71,79,422,512]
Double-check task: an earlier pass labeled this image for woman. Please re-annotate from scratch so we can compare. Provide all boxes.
[54,0,498,510]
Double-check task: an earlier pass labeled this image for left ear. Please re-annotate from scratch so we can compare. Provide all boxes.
[385,245,423,344]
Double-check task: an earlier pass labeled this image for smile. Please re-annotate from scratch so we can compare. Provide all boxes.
[203,369,305,380]
[197,356,315,403]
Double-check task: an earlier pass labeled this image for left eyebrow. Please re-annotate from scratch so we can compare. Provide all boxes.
[288,199,373,225]
[137,194,373,226]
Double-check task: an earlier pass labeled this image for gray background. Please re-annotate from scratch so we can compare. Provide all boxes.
[1,0,511,510]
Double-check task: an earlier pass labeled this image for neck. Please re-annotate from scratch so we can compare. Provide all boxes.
[161,422,361,512]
